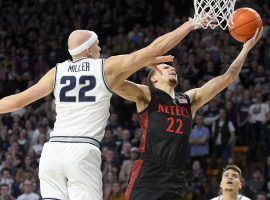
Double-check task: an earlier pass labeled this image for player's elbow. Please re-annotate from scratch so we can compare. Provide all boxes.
[10,99,24,111]
[223,71,236,83]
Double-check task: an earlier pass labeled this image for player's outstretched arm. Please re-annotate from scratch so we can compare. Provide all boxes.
[104,20,196,90]
[186,28,263,118]
[0,68,55,113]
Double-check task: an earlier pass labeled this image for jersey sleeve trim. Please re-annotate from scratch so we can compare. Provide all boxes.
[68,57,88,63]
[102,58,113,93]
[53,63,58,95]
[183,93,191,105]
[182,93,192,119]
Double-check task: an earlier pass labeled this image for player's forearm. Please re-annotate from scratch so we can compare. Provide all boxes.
[149,21,194,56]
[0,96,22,113]
[224,47,249,82]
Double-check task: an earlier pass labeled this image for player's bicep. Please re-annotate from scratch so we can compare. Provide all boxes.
[104,48,155,84]
[113,81,148,103]
[190,74,231,109]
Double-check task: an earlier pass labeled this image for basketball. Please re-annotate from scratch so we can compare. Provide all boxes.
[228,7,262,43]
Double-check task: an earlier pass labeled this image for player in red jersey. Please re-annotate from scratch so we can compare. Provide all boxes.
[114,28,263,200]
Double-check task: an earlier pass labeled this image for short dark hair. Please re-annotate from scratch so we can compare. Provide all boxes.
[1,168,11,175]
[147,69,156,88]
[0,183,9,190]
[223,165,241,177]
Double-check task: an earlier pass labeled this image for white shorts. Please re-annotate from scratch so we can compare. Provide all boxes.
[39,142,102,200]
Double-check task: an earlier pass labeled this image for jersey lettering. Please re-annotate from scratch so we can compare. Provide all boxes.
[158,103,189,118]
[68,62,90,72]
[165,117,184,134]
[59,75,96,102]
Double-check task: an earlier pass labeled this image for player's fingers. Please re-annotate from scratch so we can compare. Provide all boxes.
[152,55,174,64]
[252,27,263,44]
[257,27,264,40]
[253,28,260,39]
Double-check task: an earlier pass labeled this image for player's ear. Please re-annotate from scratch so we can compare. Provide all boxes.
[87,48,92,56]
[151,75,158,84]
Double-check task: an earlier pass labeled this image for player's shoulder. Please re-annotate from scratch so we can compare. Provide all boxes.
[139,84,150,92]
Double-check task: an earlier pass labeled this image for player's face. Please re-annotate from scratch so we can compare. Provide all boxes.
[89,40,101,59]
[220,169,241,192]
[152,64,178,86]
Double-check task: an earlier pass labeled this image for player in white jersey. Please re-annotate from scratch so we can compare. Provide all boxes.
[211,165,251,200]
[0,18,206,200]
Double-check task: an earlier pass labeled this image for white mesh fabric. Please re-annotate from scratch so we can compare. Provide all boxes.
[193,0,236,30]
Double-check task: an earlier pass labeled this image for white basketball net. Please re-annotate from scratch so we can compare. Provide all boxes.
[193,0,237,30]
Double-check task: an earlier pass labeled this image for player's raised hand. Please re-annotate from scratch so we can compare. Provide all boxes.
[189,15,218,30]
[147,55,174,73]
[243,28,263,51]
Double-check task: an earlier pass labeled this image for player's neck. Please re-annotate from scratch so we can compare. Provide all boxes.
[156,84,175,99]
[222,191,238,200]
[72,54,90,61]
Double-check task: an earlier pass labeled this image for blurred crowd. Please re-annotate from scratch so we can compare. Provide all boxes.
[0,0,270,199]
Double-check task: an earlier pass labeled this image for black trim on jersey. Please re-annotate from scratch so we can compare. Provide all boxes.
[101,58,113,93]
[182,93,192,118]
[53,63,58,94]
[182,93,190,105]
[68,57,88,63]
[50,141,100,149]
[50,136,100,144]
[49,135,100,149]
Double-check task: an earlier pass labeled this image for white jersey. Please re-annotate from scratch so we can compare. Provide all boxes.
[211,195,251,200]
[51,57,112,141]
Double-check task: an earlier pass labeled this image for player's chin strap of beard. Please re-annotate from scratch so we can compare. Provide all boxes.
[68,31,98,56]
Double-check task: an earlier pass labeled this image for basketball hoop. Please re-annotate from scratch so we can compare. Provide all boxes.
[193,0,237,30]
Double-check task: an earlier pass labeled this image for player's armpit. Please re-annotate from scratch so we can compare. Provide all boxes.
[0,68,55,114]
[113,81,150,103]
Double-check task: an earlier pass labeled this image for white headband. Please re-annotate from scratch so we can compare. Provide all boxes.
[68,31,98,56]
